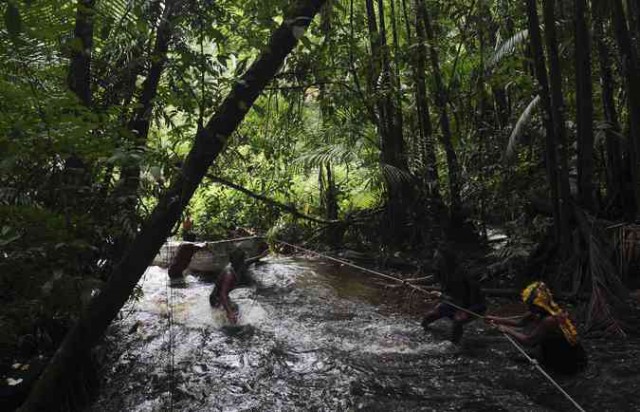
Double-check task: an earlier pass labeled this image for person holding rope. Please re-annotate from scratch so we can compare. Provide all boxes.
[421,247,487,343]
[209,246,268,324]
[485,281,588,375]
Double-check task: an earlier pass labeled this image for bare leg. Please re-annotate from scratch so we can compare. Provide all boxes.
[451,311,473,343]
[421,305,445,330]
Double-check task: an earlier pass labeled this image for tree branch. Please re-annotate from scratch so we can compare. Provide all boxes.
[207,174,337,224]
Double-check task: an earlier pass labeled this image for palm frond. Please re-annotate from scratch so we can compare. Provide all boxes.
[380,163,414,187]
[506,95,540,160]
[486,29,529,71]
[0,0,70,68]
[295,143,358,168]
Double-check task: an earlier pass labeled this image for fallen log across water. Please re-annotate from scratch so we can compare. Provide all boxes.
[17,2,327,410]
[151,237,267,275]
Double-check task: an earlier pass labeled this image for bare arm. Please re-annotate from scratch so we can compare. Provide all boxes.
[485,312,535,327]
[497,316,555,346]
[245,249,269,265]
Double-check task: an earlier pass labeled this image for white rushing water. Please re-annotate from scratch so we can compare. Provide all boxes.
[92,256,633,412]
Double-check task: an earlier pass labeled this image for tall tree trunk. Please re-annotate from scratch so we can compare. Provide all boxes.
[318,2,341,246]
[62,0,95,232]
[389,0,405,143]
[526,0,563,243]
[419,0,463,224]
[99,0,165,111]
[117,0,180,199]
[542,0,572,247]
[611,0,640,218]
[574,0,595,210]
[413,0,439,197]
[626,0,640,51]
[68,0,95,106]
[17,2,326,410]
[476,5,494,240]
[375,0,407,173]
[365,0,409,242]
[594,3,624,209]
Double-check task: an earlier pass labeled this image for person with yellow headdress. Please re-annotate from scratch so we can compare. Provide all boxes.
[484,281,587,374]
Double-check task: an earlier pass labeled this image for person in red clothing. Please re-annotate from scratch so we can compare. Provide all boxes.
[182,215,196,241]
[168,242,204,279]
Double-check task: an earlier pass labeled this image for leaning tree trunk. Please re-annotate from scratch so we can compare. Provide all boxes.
[17,1,326,410]
[574,0,595,210]
[68,0,95,106]
[542,0,572,249]
[526,0,562,243]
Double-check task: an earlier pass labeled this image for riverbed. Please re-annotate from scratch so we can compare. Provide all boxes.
[92,256,640,411]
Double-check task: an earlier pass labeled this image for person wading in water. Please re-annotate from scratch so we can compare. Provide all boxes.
[421,247,487,343]
[182,215,196,241]
[209,247,268,324]
[168,242,206,280]
[485,281,587,374]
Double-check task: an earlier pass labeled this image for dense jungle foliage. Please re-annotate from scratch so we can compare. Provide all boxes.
[2,0,640,404]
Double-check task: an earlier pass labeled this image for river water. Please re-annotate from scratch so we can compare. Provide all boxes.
[92,256,640,411]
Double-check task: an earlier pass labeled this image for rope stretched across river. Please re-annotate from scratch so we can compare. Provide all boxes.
[274,239,587,412]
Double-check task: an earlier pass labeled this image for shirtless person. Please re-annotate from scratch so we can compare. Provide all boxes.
[209,247,268,324]
[421,247,486,343]
[168,242,205,280]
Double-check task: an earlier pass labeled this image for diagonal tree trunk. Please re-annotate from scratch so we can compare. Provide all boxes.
[17,1,326,410]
